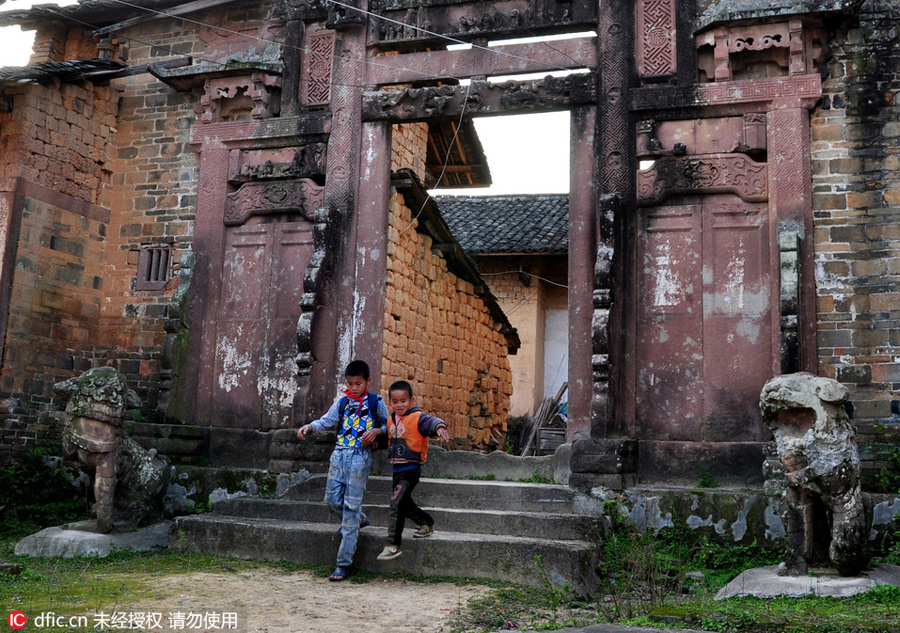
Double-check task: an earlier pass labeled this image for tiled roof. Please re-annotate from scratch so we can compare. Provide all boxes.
[435,194,568,255]
[0,58,127,83]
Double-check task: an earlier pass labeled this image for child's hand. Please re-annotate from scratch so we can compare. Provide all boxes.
[437,427,450,442]
[297,424,312,441]
[361,428,381,446]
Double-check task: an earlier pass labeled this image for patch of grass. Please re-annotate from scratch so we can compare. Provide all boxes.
[470,473,496,481]
[517,470,554,484]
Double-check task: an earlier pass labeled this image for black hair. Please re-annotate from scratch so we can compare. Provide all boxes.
[388,380,413,398]
[345,360,370,380]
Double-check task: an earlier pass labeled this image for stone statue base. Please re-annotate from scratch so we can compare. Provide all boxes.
[716,564,900,599]
[13,520,171,558]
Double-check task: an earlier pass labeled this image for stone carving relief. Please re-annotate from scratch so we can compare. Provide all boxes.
[224,179,325,225]
[637,154,768,205]
[760,373,870,577]
[56,367,168,533]
[599,4,634,196]
[637,0,676,79]
[362,74,594,121]
[696,19,825,82]
[200,72,282,123]
[300,27,335,106]
[368,0,576,43]
[228,145,328,183]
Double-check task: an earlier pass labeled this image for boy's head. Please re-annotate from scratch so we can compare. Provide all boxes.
[344,360,371,398]
[388,380,415,416]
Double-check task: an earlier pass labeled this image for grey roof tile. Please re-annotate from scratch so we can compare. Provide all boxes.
[435,194,568,255]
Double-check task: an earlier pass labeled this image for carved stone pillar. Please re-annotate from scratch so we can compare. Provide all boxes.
[597,0,636,440]
[322,8,372,389]
[768,107,816,373]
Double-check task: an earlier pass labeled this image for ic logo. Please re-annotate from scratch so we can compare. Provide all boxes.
[8,611,26,629]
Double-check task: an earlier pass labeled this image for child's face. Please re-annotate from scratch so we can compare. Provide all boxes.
[345,375,370,398]
[389,390,414,416]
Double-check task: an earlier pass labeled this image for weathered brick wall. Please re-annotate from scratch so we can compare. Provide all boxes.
[811,0,900,486]
[0,18,204,462]
[0,183,109,462]
[391,122,429,182]
[0,72,118,461]
[0,81,116,202]
[382,193,513,451]
[96,20,203,407]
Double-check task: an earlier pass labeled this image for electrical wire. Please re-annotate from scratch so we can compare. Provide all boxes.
[324,0,577,74]
[399,81,472,235]
[99,0,461,83]
[480,270,569,289]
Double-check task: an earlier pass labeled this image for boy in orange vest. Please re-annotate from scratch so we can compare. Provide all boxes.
[377,380,450,561]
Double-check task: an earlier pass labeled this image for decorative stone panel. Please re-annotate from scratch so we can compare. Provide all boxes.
[637,0,677,79]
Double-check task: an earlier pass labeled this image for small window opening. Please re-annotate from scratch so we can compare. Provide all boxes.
[136,246,171,291]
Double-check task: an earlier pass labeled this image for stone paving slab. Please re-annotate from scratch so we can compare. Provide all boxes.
[715,563,900,599]
[14,520,172,558]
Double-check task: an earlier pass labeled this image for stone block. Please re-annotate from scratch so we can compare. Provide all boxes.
[570,438,637,474]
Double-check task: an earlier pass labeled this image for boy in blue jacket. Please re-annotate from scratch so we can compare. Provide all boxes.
[297,359,388,581]
[377,380,450,561]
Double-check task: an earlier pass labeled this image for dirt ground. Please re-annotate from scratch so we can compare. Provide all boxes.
[115,569,493,633]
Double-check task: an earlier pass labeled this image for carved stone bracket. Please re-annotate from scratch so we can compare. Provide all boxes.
[696,19,825,82]
[224,179,325,225]
[200,72,282,123]
[637,154,768,206]
[362,74,596,122]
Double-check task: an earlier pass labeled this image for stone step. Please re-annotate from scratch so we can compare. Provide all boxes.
[212,497,604,541]
[284,475,589,514]
[169,514,600,595]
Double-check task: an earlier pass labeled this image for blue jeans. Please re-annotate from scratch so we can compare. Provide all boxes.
[325,447,372,568]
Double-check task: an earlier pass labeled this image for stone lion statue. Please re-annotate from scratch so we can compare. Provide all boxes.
[55,367,168,533]
[760,372,870,576]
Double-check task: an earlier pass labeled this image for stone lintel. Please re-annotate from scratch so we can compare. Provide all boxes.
[362,73,596,122]
[631,74,822,111]
[364,36,596,86]
[189,115,331,149]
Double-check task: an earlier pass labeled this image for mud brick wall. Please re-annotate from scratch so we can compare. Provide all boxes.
[810,0,900,487]
[391,122,429,182]
[382,194,512,451]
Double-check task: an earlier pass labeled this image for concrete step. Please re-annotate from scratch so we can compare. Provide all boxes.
[169,514,600,595]
[284,475,588,514]
[212,497,604,541]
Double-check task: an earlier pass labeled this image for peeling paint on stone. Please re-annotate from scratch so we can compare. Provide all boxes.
[217,329,253,393]
[765,498,786,540]
[731,498,755,542]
